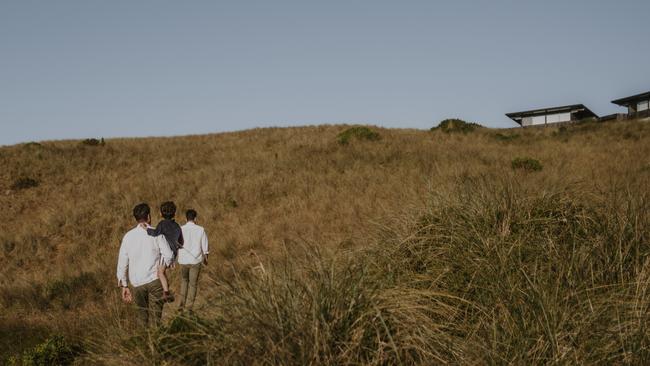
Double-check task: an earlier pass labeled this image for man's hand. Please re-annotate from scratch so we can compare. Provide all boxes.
[203,255,208,266]
[121,287,133,303]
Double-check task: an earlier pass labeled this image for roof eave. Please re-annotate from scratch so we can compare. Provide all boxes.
[611,92,650,106]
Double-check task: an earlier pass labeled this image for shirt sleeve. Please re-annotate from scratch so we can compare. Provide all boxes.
[201,229,209,255]
[116,237,129,287]
[178,227,184,246]
[157,235,174,266]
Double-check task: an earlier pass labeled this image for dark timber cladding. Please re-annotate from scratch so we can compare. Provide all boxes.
[611,91,650,118]
[506,104,598,127]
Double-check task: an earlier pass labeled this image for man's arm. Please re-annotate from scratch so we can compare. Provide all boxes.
[116,238,129,288]
[201,230,209,265]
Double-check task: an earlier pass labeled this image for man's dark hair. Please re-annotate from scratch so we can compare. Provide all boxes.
[133,203,150,222]
[160,201,177,220]
[186,209,197,221]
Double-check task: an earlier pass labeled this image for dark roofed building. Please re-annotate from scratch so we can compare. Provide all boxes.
[611,91,650,119]
[506,104,598,127]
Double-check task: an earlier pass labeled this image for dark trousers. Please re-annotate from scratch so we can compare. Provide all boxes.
[179,263,202,310]
[133,279,164,327]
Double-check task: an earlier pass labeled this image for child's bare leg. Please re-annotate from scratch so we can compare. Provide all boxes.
[158,264,169,292]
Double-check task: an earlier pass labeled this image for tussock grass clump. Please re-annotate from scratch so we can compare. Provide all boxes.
[511,157,542,172]
[431,118,482,133]
[380,178,650,364]
[11,177,39,190]
[336,126,380,145]
[89,246,465,365]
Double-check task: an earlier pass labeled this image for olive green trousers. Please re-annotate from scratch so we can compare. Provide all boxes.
[133,279,164,327]
[179,263,202,310]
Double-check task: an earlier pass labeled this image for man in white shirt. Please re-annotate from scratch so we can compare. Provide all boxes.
[116,203,173,327]
[178,209,209,311]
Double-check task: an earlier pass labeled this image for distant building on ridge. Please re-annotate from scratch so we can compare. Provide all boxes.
[611,91,650,119]
[506,104,598,127]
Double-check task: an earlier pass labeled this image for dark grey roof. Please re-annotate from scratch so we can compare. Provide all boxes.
[611,91,650,106]
[506,104,598,124]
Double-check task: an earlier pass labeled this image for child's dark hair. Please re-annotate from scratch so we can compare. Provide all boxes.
[160,201,177,220]
[133,203,150,222]
[186,209,197,221]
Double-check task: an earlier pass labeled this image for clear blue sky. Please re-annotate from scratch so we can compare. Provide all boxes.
[1,0,649,145]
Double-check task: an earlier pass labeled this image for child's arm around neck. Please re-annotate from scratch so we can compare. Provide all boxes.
[146,220,166,237]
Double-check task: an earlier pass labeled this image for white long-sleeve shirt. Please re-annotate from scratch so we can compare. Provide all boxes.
[116,224,173,287]
[178,221,209,265]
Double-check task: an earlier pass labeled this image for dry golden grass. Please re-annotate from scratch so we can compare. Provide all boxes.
[1,120,649,364]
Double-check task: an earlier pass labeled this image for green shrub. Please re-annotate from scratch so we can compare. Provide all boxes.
[9,335,78,366]
[81,138,105,146]
[337,127,380,145]
[431,119,482,134]
[511,157,543,172]
[11,177,39,190]
[23,142,43,149]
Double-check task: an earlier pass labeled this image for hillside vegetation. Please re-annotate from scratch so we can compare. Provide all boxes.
[1,121,649,364]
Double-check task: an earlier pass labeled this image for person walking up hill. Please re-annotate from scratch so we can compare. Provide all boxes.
[117,203,173,327]
[178,209,209,311]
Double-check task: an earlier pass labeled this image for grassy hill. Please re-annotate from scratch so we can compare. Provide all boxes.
[1,121,649,364]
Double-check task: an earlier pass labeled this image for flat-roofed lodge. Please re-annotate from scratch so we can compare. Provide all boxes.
[507,90,650,127]
[612,91,650,119]
[506,104,598,127]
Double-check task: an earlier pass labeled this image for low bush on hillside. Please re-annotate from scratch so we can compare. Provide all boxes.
[511,157,543,172]
[337,127,380,145]
[11,177,39,190]
[8,335,79,366]
[23,142,43,149]
[431,119,482,133]
[81,138,105,146]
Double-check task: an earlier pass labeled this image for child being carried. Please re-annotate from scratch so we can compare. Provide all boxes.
[142,201,184,303]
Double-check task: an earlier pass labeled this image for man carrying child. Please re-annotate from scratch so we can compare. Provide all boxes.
[116,203,173,327]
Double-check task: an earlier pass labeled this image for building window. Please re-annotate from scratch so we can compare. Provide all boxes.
[546,113,571,124]
[638,100,649,112]
[531,116,546,125]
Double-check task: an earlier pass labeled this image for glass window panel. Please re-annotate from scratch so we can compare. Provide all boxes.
[558,113,571,122]
[547,114,560,123]
[532,116,546,125]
